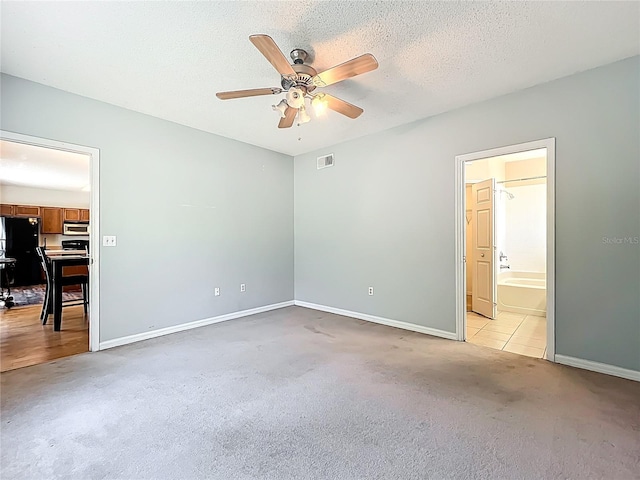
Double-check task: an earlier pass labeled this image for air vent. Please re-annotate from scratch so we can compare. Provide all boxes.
[317,153,334,170]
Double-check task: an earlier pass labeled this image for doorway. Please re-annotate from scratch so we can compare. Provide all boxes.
[0,131,100,371]
[455,138,555,360]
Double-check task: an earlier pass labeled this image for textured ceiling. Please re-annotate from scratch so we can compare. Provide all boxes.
[0,140,89,191]
[1,1,638,156]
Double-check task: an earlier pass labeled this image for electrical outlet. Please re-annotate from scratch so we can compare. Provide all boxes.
[214,287,220,296]
[240,283,246,292]
[368,286,374,296]
[103,235,117,247]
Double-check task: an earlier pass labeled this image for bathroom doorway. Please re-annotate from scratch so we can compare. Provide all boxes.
[455,139,555,360]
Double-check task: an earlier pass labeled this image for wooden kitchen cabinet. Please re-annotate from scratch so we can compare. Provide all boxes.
[0,204,15,216]
[41,207,64,234]
[15,205,41,217]
[63,208,81,222]
[2,204,89,224]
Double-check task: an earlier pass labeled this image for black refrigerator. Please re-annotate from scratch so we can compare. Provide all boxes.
[1,217,41,287]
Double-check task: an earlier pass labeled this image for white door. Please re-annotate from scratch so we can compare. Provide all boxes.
[471,178,496,319]
[465,184,473,310]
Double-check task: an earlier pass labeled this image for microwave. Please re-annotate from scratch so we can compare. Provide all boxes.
[63,222,90,236]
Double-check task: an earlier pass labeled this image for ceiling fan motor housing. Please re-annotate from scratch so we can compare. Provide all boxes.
[281,50,317,93]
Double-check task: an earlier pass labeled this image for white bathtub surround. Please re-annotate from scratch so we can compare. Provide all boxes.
[504,182,547,272]
[495,188,508,266]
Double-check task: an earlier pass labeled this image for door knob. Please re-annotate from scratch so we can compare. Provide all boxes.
[480,253,485,257]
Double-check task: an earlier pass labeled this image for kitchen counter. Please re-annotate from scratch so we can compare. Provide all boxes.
[45,249,87,256]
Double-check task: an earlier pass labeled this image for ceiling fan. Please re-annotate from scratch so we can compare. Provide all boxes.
[216,34,378,128]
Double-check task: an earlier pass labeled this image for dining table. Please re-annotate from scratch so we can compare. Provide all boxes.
[47,250,90,331]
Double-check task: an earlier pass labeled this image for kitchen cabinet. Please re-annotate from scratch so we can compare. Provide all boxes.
[63,208,81,222]
[1,204,41,217]
[41,207,64,234]
[15,205,41,217]
[1,204,89,224]
[0,204,15,216]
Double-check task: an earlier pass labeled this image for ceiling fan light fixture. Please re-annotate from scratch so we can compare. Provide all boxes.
[286,87,305,109]
[272,99,289,118]
[297,105,311,125]
[312,94,328,116]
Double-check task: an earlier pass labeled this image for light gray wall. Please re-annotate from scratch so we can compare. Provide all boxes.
[1,74,294,342]
[295,56,640,371]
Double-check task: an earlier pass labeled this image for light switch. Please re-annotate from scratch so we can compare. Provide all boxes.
[103,235,117,247]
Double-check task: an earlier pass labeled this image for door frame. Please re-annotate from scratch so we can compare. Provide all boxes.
[1,130,101,352]
[454,138,555,361]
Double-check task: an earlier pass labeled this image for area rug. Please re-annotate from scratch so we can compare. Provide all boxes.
[3,284,84,308]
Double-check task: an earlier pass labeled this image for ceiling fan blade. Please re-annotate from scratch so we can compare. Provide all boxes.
[314,54,378,87]
[323,94,364,119]
[278,106,297,128]
[249,34,296,76]
[216,87,282,100]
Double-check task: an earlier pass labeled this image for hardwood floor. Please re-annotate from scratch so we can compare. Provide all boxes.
[0,304,89,372]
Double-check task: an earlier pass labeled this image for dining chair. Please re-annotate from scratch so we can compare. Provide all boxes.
[0,258,16,309]
[35,247,89,325]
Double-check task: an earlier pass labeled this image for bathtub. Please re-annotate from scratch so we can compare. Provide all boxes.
[497,271,546,317]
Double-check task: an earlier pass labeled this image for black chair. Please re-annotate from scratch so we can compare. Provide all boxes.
[0,258,17,309]
[35,247,89,325]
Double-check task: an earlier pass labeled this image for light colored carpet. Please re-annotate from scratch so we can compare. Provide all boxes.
[1,306,638,479]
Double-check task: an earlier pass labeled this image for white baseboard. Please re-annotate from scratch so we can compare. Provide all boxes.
[99,301,294,350]
[294,300,457,341]
[555,354,640,382]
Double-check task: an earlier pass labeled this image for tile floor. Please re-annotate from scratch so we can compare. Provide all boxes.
[466,311,547,358]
